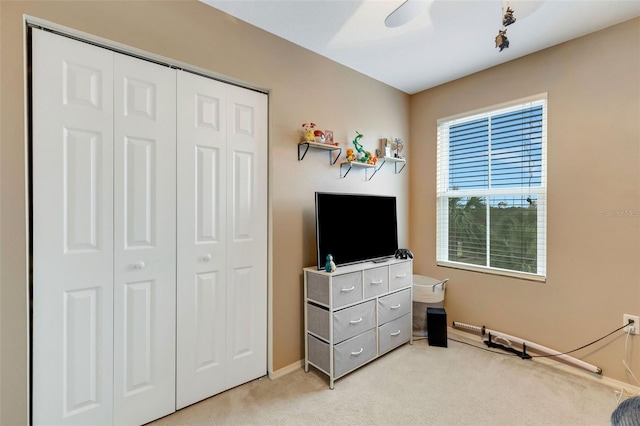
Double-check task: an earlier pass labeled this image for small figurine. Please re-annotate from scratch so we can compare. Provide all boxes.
[495,29,509,52]
[346,148,356,162]
[313,129,325,143]
[352,131,371,163]
[366,153,377,165]
[325,254,336,272]
[302,122,316,142]
[502,7,516,27]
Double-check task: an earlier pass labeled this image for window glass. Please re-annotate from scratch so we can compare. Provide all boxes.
[437,96,547,279]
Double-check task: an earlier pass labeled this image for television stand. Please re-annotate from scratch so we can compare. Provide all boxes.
[303,258,413,388]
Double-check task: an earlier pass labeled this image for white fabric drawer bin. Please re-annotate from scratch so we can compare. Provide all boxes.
[389,261,412,291]
[378,288,411,325]
[307,330,377,379]
[306,270,363,308]
[363,266,389,299]
[378,314,411,355]
[333,329,377,377]
[307,300,376,344]
[333,300,376,344]
[330,272,363,308]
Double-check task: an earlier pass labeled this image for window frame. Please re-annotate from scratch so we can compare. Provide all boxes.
[436,94,547,281]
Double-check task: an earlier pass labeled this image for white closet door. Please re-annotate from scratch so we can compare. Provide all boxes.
[176,72,267,408]
[176,71,228,408]
[32,29,115,426]
[112,53,177,425]
[224,85,268,386]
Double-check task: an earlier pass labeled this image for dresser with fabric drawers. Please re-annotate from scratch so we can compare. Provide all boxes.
[304,258,412,388]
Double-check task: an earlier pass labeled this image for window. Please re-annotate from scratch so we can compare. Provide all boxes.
[436,95,547,280]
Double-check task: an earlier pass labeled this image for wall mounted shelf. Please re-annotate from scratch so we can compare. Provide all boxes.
[377,156,407,174]
[340,156,407,181]
[298,141,342,165]
[340,161,377,180]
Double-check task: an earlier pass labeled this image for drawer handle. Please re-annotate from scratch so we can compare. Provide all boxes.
[370,280,383,285]
[391,304,401,309]
[350,348,364,356]
[340,286,355,292]
[390,330,401,336]
[349,317,363,324]
[395,273,407,278]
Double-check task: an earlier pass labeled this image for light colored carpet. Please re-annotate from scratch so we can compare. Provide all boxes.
[150,336,625,425]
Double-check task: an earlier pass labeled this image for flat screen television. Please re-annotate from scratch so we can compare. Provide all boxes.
[315,192,398,270]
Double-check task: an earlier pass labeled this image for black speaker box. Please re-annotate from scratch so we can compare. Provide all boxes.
[427,307,447,347]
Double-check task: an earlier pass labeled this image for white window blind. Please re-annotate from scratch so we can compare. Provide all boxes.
[436,95,547,279]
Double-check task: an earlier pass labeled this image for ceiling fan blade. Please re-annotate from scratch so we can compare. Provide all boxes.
[384,0,429,28]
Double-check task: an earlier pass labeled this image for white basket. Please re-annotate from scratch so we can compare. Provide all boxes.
[412,275,449,337]
[412,275,448,305]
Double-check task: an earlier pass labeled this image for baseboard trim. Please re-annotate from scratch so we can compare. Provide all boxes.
[447,326,640,396]
[269,360,303,380]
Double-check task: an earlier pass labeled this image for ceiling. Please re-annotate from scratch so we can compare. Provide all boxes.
[201,0,640,94]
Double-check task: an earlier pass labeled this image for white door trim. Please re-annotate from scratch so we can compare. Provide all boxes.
[24,16,270,96]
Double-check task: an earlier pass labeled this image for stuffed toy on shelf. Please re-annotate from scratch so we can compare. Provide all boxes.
[302,122,316,142]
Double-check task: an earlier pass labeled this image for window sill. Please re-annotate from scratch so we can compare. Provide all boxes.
[436,261,546,283]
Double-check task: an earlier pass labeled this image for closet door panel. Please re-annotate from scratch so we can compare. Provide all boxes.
[32,29,114,426]
[225,86,268,386]
[113,53,177,425]
[33,29,269,426]
[176,71,228,409]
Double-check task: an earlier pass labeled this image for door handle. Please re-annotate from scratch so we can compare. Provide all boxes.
[203,253,212,262]
[134,261,145,270]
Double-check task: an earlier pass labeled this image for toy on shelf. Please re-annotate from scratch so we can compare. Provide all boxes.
[346,148,356,162]
[350,131,377,165]
[301,123,340,146]
[313,129,325,143]
[302,122,316,142]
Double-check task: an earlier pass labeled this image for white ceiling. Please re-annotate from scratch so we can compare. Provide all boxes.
[201,0,640,94]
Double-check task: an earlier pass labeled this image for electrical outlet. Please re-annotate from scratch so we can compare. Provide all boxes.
[623,314,639,335]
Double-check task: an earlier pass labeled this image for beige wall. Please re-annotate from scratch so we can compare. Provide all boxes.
[2,1,638,423]
[410,18,639,384]
[0,0,410,423]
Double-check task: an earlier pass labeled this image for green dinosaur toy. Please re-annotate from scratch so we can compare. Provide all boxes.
[352,131,370,163]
